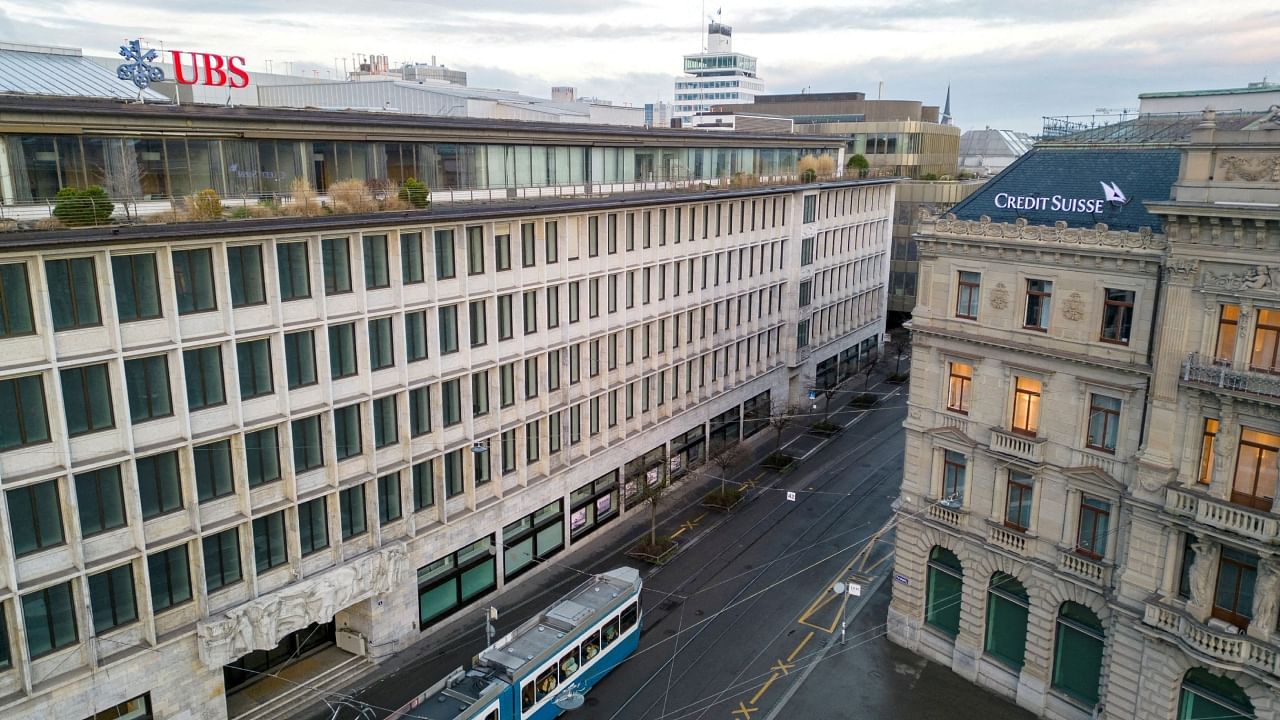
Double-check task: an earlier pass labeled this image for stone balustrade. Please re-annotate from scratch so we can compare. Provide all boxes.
[989,427,1046,465]
[1165,486,1280,544]
[1143,601,1280,679]
[989,524,1028,555]
[1059,549,1111,587]
[928,503,963,528]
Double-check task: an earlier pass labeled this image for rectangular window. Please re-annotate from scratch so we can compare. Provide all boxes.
[796,319,810,349]
[1215,304,1240,363]
[568,282,580,324]
[0,374,48,450]
[469,300,487,347]
[236,338,273,399]
[61,363,114,435]
[438,305,460,354]
[7,480,64,555]
[435,229,456,279]
[276,241,311,301]
[378,472,402,525]
[495,233,511,272]
[226,244,266,307]
[525,357,539,399]
[137,451,182,518]
[472,371,490,417]
[501,429,517,474]
[545,221,559,263]
[547,285,560,329]
[110,255,160,323]
[76,465,126,536]
[589,277,599,318]
[942,450,966,503]
[607,214,618,254]
[1004,472,1033,531]
[184,345,225,410]
[946,362,972,414]
[521,223,537,267]
[1250,308,1280,372]
[1198,418,1219,485]
[412,461,435,510]
[284,330,318,388]
[1213,547,1258,628]
[1011,377,1041,436]
[401,232,425,284]
[373,395,397,448]
[1232,427,1280,510]
[1086,394,1121,453]
[409,385,432,436]
[798,280,812,307]
[1024,279,1052,330]
[245,427,281,487]
[363,235,390,289]
[523,291,537,335]
[22,582,77,657]
[800,237,814,266]
[467,227,485,275]
[329,323,358,378]
[1076,497,1110,559]
[148,544,191,611]
[203,528,242,591]
[441,379,462,426]
[172,248,217,314]
[298,498,328,555]
[253,511,288,573]
[368,317,395,370]
[292,415,323,472]
[47,257,101,329]
[340,485,368,539]
[333,404,362,460]
[497,294,514,340]
[194,439,234,501]
[405,310,429,362]
[588,216,599,257]
[444,449,464,497]
[956,271,981,319]
[803,195,817,222]
[125,354,172,422]
[322,238,352,294]
[499,363,515,408]
[1100,288,1134,344]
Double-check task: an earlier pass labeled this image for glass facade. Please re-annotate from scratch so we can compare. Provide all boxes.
[0,133,832,202]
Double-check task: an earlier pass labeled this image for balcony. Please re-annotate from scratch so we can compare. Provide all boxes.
[1183,352,1280,404]
[989,523,1029,555]
[1165,486,1280,544]
[1069,448,1119,478]
[1143,602,1280,679]
[989,428,1046,465]
[927,503,963,528]
[1059,549,1112,587]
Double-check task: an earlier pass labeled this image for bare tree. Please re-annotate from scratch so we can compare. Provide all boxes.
[706,440,744,498]
[886,326,911,375]
[767,404,805,454]
[100,144,142,221]
[630,450,672,551]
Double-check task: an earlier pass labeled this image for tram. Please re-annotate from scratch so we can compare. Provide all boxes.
[387,566,643,720]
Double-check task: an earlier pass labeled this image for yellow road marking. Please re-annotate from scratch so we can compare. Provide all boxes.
[731,702,758,719]
[862,552,893,574]
[770,659,795,676]
[750,673,779,705]
[671,526,688,539]
[787,631,814,662]
[796,591,839,629]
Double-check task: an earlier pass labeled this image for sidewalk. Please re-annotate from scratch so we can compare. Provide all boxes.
[299,361,908,720]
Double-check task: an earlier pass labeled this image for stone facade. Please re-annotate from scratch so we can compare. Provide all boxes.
[0,180,894,719]
[889,113,1280,720]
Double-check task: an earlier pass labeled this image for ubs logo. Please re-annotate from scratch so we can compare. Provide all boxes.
[116,39,250,90]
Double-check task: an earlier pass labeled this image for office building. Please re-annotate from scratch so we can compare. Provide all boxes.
[672,21,766,124]
[0,95,894,720]
[888,109,1280,719]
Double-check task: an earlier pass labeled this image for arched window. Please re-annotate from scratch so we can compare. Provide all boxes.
[984,572,1029,670]
[1051,602,1104,706]
[925,546,963,636]
[1178,668,1254,720]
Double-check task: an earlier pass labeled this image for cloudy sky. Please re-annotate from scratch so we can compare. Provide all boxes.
[2,0,1278,132]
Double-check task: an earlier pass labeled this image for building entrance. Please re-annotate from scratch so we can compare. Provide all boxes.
[223,621,336,693]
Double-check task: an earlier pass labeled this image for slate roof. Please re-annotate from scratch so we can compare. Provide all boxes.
[947,146,1182,232]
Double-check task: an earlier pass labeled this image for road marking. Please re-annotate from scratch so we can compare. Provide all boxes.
[750,674,779,705]
[731,702,758,719]
[770,659,796,676]
[670,512,708,538]
[787,631,814,662]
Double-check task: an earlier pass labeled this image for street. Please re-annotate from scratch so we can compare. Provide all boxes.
[313,377,1033,720]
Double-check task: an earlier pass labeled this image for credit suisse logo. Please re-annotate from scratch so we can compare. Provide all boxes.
[117,38,249,90]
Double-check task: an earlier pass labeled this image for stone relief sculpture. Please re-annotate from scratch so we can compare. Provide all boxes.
[932,216,1164,250]
[1251,559,1280,633]
[1218,155,1280,182]
[1061,292,1085,322]
[989,282,1009,310]
[1188,539,1219,611]
[197,543,408,668]
[1204,264,1279,293]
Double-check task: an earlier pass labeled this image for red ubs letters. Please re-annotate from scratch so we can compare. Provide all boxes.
[168,51,249,88]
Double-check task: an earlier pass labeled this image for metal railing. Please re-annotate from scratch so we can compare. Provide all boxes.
[1183,352,1280,401]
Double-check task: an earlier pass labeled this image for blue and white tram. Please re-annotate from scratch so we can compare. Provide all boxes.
[387,567,643,720]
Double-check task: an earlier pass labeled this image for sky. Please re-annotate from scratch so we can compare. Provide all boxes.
[1,0,1278,133]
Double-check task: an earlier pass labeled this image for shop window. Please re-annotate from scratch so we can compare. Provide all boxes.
[1051,602,1104,706]
[925,547,962,636]
[984,572,1029,669]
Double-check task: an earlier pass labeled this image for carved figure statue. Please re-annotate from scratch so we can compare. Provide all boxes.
[1242,265,1272,289]
[1214,426,1239,474]
[1252,560,1280,631]
[1188,539,1218,608]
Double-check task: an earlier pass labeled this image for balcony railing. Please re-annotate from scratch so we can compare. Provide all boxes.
[989,524,1029,555]
[927,503,963,528]
[1165,486,1280,544]
[989,428,1046,465]
[1059,550,1111,587]
[1143,602,1280,679]
[1183,352,1280,402]
[1070,448,1119,478]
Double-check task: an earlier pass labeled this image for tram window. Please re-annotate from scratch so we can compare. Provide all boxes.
[581,630,601,662]
[620,603,638,632]
[559,648,580,679]
[521,682,536,711]
[486,711,499,720]
[602,617,620,646]
[536,666,558,700]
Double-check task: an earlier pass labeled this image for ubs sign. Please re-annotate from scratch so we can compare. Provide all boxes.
[117,39,249,90]
[993,181,1129,215]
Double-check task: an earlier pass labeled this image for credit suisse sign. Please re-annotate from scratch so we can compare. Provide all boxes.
[117,38,249,90]
[991,181,1129,215]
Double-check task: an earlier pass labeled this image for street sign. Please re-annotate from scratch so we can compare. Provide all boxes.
[786,491,796,502]
[808,390,817,400]
[894,573,909,585]
[849,583,862,597]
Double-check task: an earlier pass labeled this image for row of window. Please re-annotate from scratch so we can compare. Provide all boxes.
[944,362,1122,451]
[520,602,639,713]
[954,272,1136,346]
[1214,303,1280,373]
